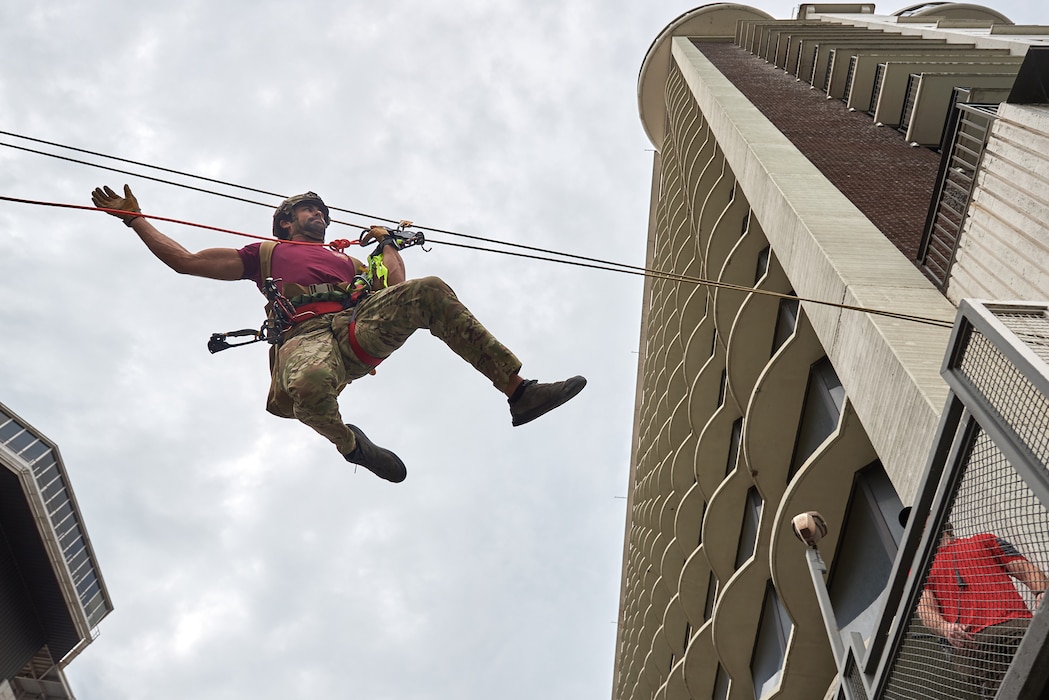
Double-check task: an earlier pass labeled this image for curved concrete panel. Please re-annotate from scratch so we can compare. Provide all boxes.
[639,4,775,147]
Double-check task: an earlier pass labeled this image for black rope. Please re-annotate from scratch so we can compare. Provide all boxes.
[0,131,955,329]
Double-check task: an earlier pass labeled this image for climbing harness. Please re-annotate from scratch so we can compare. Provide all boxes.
[207,277,297,353]
[207,223,428,354]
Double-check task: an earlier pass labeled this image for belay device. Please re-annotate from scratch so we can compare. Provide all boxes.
[207,224,427,354]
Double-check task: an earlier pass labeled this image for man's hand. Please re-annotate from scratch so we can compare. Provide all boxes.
[943,622,975,649]
[91,184,141,226]
[359,225,390,247]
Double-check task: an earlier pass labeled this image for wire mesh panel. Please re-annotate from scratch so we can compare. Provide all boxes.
[844,654,870,700]
[956,325,1049,469]
[992,309,1049,368]
[882,428,1049,700]
[876,302,1049,699]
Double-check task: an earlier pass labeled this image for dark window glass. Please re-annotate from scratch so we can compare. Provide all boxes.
[828,462,904,645]
[788,357,844,481]
[735,487,762,568]
[755,244,770,284]
[752,582,793,699]
[726,418,743,476]
[20,441,50,464]
[714,663,731,700]
[704,571,718,621]
[718,369,728,407]
[771,296,800,355]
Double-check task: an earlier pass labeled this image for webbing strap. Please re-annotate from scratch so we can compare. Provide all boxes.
[290,301,344,323]
[348,321,384,367]
[260,240,278,280]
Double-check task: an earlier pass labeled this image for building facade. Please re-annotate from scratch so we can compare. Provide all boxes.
[615,4,1049,699]
[0,401,112,699]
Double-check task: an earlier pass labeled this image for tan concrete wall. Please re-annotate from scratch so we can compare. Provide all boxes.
[949,103,1049,303]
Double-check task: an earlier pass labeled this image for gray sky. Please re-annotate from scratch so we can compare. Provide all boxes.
[0,1,1042,698]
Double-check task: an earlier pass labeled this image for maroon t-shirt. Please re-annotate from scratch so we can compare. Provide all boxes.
[238,242,365,294]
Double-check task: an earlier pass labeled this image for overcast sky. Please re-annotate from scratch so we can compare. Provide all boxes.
[0,1,1042,699]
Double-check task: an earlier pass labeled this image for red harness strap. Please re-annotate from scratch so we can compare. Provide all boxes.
[290,301,344,323]
[348,320,385,367]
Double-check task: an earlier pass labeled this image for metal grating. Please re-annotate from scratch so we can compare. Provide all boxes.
[899,73,921,134]
[876,302,1049,700]
[869,63,887,116]
[844,654,870,700]
[918,103,997,289]
[844,55,858,104]
[882,427,1049,699]
[992,309,1049,367]
[823,49,836,94]
[956,328,1049,468]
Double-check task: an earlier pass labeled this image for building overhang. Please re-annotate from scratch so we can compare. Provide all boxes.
[638,3,774,149]
[0,401,112,665]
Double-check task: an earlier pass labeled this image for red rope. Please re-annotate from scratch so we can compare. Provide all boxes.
[0,195,361,251]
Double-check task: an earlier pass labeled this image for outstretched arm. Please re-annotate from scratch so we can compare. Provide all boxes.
[92,184,244,281]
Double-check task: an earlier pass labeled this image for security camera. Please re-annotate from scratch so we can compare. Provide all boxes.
[792,511,828,548]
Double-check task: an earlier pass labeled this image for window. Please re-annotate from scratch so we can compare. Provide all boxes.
[718,369,728,407]
[828,462,904,646]
[788,357,845,481]
[698,500,707,547]
[704,571,718,621]
[726,418,743,476]
[755,244,770,285]
[713,663,731,700]
[771,295,799,355]
[752,582,793,699]
[735,487,763,568]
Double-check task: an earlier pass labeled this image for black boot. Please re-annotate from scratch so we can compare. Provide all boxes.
[344,424,407,483]
[509,376,587,427]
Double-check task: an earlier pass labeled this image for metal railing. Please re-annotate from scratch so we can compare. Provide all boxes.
[899,73,921,134]
[869,63,887,116]
[805,301,1049,700]
[844,55,859,104]
[917,102,999,290]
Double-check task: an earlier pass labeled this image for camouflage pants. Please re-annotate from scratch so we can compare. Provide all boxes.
[268,276,522,454]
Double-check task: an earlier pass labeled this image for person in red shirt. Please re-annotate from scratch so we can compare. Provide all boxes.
[918,523,1048,698]
[91,185,586,482]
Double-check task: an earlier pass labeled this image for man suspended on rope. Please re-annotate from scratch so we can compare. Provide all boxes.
[90,185,586,483]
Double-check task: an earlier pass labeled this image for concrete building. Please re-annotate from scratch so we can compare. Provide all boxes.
[614,3,1049,699]
[0,401,112,699]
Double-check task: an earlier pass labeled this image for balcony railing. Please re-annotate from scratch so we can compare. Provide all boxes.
[917,101,999,291]
[808,301,1049,700]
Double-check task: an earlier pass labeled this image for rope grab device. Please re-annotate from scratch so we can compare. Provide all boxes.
[207,224,428,354]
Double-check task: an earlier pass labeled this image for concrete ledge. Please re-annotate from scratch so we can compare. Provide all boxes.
[671,37,956,498]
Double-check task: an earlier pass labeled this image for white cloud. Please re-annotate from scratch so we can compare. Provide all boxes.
[4,0,1042,698]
